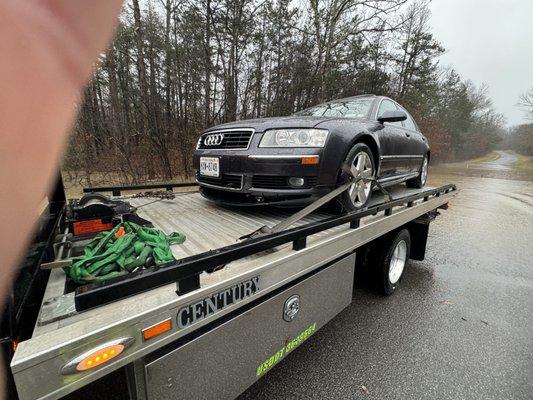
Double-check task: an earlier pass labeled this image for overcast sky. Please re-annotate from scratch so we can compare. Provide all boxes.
[429,0,533,126]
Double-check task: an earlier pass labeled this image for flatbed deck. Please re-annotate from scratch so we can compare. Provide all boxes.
[11,185,456,400]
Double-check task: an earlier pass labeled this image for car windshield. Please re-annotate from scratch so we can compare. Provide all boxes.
[294,98,373,119]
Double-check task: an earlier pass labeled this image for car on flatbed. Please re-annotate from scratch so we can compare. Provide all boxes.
[193,94,430,210]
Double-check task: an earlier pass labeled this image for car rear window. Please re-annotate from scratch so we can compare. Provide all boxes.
[295,98,373,119]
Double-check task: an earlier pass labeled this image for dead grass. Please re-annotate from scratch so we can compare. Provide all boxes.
[465,151,501,164]
[510,151,533,176]
[431,150,533,182]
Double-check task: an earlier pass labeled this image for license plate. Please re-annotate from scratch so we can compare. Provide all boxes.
[200,157,220,177]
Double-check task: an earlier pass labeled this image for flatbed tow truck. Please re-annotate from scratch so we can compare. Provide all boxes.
[2,176,456,400]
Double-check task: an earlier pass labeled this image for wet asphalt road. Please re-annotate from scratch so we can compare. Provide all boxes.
[470,150,518,171]
[240,156,533,399]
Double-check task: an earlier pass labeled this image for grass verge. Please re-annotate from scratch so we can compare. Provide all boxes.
[509,151,533,175]
[466,151,500,164]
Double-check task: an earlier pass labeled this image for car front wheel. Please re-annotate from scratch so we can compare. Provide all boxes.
[338,143,375,211]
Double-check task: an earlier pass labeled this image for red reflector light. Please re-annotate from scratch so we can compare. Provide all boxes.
[72,219,113,236]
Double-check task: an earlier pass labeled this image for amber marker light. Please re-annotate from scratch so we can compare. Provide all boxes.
[142,318,172,341]
[61,337,135,375]
[76,344,124,371]
[301,156,319,165]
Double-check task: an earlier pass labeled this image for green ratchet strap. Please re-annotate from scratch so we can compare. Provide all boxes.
[66,222,186,284]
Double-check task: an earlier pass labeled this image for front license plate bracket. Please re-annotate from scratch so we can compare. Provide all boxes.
[200,157,220,178]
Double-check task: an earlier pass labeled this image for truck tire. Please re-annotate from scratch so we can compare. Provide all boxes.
[377,229,411,295]
[337,143,375,212]
[406,154,428,188]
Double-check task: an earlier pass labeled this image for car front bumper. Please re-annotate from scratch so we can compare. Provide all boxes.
[192,149,333,205]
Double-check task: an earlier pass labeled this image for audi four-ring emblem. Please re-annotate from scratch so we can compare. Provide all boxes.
[204,133,224,146]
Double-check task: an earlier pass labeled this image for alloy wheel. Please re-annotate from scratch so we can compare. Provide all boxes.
[421,156,428,185]
[388,239,407,284]
[348,151,373,208]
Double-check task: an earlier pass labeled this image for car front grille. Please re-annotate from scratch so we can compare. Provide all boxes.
[252,175,318,190]
[197,173,243,190]
[198,129,254,150]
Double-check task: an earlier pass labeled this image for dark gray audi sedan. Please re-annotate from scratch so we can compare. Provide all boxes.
[193,94,429,210]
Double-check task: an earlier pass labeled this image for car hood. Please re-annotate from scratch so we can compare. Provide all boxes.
[312,117,376,131]
[204,116,341,133]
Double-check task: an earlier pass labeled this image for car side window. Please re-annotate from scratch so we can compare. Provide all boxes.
[403,109,418,131]
[377,99,402,126]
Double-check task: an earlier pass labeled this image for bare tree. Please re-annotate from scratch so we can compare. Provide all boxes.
[64,0,507,188]
[519,88,533,119]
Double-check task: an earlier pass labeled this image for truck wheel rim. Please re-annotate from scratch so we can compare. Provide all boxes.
[348,152,373,208]
[421,157,428,185]
[389,239,407,284]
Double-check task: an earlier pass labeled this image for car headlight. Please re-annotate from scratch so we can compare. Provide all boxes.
[259,129,329,148]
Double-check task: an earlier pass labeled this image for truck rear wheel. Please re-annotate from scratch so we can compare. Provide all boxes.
[377,229,411,295]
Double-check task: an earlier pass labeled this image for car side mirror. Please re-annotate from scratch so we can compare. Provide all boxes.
[377,110,407,123]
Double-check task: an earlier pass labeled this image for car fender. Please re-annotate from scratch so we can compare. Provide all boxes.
[317,120,382,185]
[344,132,381,174]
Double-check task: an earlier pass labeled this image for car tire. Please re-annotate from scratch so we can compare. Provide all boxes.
[376,229,411,295]
[337,143,375,212]
[406,154,428,188]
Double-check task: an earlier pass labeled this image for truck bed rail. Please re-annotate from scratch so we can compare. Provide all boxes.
[75,184,456,311]
[83,182,197,196]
